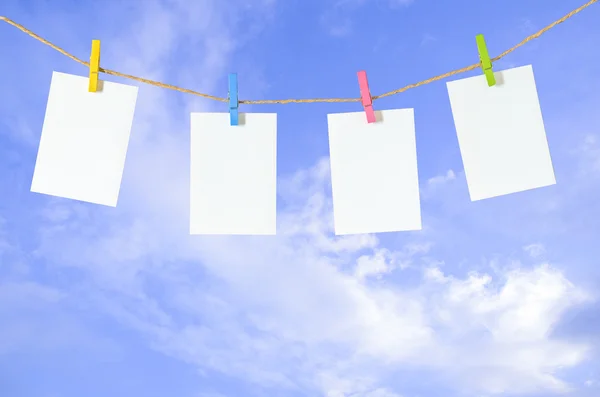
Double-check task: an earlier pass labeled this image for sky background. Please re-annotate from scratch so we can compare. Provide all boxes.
[1,0,600,396]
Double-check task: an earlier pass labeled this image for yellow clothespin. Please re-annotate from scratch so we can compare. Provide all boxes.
[475,34,496,87]
[88,39,101,92]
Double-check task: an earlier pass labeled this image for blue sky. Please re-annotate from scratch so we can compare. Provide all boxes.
[1,0,600,396]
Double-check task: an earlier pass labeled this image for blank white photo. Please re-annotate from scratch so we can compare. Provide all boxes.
[190,113,277,235]
[447,64,556,201]
[31,71,138,207]
[327,109,422,235]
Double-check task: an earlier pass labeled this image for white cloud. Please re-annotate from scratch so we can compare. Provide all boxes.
[0,281,65,308]
[420,33,437,46]
[524,243,546,258]
[426,169,456,187]
[30,155,593,395]
[420,169,459,201]
[0,279,122,359]
[578,134,600,175]
[354,250,392,279]
[423,265,590,394]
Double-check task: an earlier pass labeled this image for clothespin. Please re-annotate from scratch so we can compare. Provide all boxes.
[229,73,239,126]
[357,71,376,123]
[475,34,496,87]
[88,40,101,92]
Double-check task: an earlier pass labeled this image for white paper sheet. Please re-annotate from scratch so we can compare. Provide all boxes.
[190,113,277,235]
[327,109,422,235]
[446,65,556,201]
[31,71,138,207]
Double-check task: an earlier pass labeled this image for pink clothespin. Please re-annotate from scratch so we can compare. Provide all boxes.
[357,70,375,123]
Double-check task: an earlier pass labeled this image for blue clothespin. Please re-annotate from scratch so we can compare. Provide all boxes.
[229,73,239,126]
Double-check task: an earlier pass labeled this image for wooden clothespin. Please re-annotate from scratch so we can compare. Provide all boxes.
[357,70,375,123]
[229,73,239,126]
[476,34,496,87]
[88,39,101,92]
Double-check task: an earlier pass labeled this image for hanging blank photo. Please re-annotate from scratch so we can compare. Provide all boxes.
[190,113,277,235]
[31,71,138,207]
[327,109,421,235]
[446,65,556,201]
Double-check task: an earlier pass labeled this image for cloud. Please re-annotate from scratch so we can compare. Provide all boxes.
[425,169,456,188]
[576,134,600,176]
[0,279,122,360]
[28,154,593,395]
[424,264,589,394]
[523,243,546,258]
[420,33,437,46]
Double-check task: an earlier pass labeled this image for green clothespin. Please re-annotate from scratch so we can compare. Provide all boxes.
[476,34,496,87]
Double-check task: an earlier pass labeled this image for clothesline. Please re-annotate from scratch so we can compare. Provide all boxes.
[0,0,597,104]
